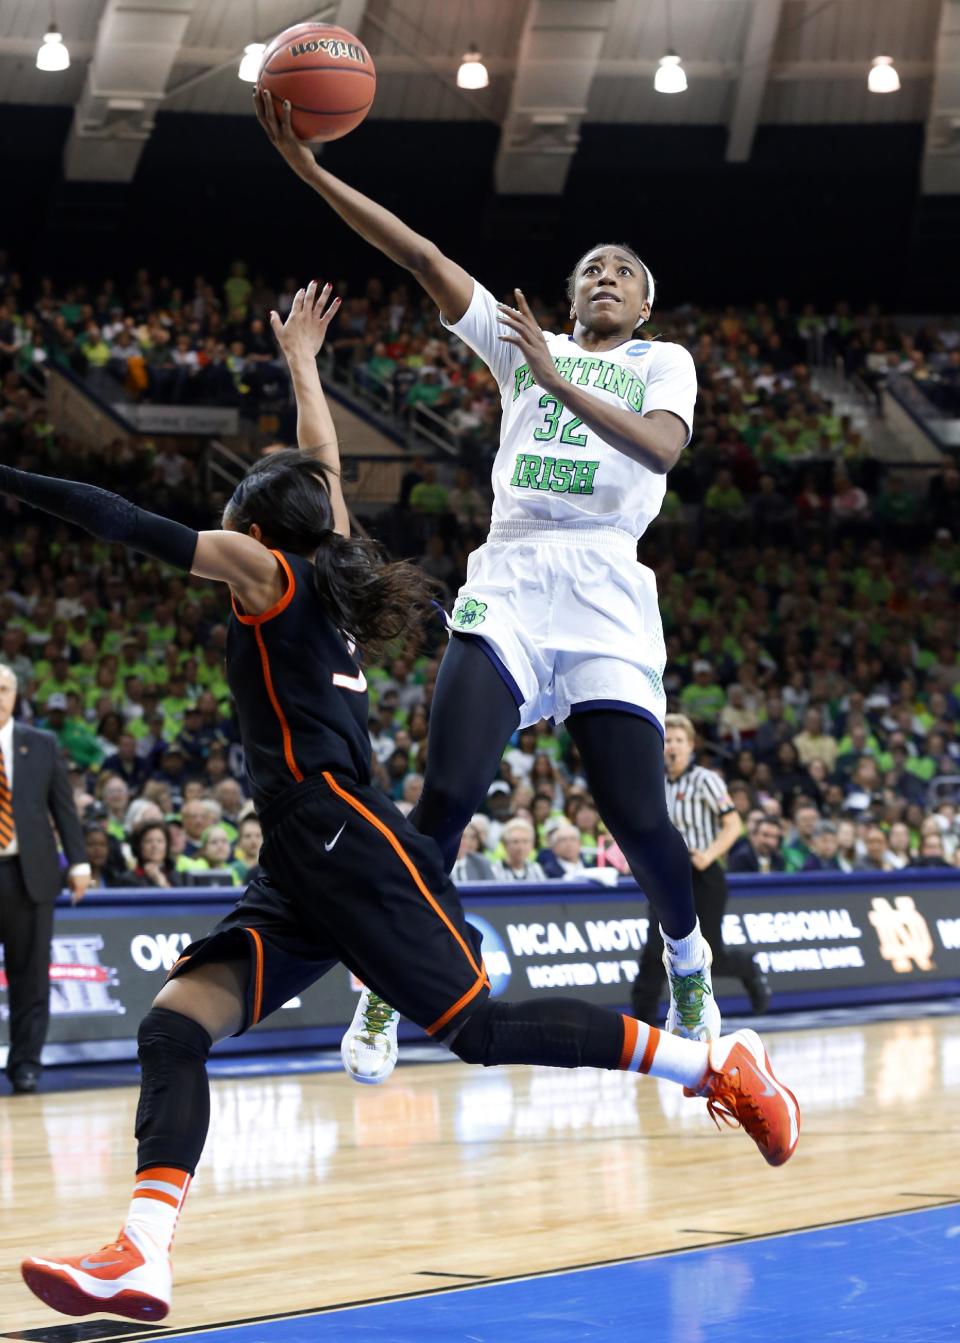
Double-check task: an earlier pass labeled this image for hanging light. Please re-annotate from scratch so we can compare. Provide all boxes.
[238,42,266,82]
[867,55,900,94]
[654,52,687,94]
[36,23,70,72]
[457,45,489,90]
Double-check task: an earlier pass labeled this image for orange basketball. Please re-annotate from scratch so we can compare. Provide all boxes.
[257,23,376,143]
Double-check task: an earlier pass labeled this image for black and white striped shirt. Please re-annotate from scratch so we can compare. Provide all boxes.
[665,764,736,853]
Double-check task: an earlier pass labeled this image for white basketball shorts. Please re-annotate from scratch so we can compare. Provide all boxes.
[448,520,667,733]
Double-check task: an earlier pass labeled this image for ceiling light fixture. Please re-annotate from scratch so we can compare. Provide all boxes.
[36,22,70,72]
[655,52,687,94]
[238,43,266,82]
[457,45,489,90]
[867,56,900,94]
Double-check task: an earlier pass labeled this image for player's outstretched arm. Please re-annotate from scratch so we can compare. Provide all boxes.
[269,279,350,537]
[0,466,284,615]
[256,92,473,323]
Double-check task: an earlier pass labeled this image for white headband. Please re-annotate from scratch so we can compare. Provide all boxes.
[638,259,656,311]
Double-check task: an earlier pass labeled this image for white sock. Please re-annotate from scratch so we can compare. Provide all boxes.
[662,919,707,974]
[618,1016,709,1090]
[124,1166,191,1257]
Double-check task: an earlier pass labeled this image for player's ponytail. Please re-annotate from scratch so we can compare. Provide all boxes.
[224,449,435,659]
[312,533,435,662]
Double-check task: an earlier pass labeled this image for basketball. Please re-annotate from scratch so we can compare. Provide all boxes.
[257,23,376,143]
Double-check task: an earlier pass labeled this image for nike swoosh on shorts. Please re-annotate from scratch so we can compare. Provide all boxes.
[325,822,347,852]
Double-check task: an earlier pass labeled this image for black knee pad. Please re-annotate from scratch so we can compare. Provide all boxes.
[137,1006,213,1063]
[135,1008,213,1176]
[449,1001,497,1066]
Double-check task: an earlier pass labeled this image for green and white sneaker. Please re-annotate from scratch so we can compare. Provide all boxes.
[341,987,400,1084]
[663,941,722,1042]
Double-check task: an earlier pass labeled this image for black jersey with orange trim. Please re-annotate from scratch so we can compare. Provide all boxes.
[226,549,371,810]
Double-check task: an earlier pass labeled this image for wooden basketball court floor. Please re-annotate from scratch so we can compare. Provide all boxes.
[1,1008,957,1341]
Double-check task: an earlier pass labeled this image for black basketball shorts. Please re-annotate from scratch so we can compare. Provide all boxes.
[166,772,490,1040]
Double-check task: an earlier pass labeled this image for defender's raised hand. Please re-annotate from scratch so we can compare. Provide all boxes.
[269,280,341,362]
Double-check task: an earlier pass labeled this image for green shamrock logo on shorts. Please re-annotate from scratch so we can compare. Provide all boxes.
[452,597,488,629]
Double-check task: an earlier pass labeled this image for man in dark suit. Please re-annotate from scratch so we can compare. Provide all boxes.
[0,667,90,1093]
[726,817,786,874]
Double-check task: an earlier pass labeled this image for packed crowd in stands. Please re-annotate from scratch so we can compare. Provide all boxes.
[1,251,959,889]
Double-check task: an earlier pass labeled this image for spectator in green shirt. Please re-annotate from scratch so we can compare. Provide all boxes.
[405,369,449,411]
[35,654,81,706]
[41,694,104,767]
[782,802,821,873]
[223,261,252,316]
[704,469,749,520]
[904,733,943,784]
[679,661,726,726]
[409,464,450,516]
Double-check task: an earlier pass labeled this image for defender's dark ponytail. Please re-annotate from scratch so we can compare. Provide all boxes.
[312,532,436,662]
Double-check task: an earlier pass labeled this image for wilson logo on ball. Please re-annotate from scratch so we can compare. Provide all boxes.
[288,39,368,63]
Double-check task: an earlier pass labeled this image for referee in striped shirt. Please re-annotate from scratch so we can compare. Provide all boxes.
[631,714,771,1024]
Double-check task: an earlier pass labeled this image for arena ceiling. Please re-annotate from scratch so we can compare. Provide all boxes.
[0,0,956,192]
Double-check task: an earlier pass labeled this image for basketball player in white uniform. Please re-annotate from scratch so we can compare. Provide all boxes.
[258,95,721,1081]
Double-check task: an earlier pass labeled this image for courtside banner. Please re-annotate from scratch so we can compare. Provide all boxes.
[1,871,958,1058]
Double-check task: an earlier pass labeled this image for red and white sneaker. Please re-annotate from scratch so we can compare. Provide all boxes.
[21,1226,171,1321]
[688,1028,800,1167]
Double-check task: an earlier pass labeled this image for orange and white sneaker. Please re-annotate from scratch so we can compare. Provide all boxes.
[689,1028,800,1167]
[21,1226,171,1321]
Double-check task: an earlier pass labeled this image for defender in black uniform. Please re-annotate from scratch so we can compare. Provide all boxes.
[181,530,491,1044]
[8,282,799,1324]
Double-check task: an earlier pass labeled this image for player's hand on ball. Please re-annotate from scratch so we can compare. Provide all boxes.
[255,89,318,180]
[497,289,558,390]
[270,281,341,360]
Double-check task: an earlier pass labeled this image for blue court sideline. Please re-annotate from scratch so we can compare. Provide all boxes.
[158,1203,959,1342]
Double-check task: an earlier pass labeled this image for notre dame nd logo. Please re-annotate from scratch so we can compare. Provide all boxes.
[868,896,935,973]
[451,596,487,629]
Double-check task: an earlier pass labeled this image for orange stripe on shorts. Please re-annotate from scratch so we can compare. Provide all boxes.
[322,772,487,1034]
[245,927,265,1025]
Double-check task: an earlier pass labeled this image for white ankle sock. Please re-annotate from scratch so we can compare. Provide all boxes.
[662,919,707,974]
[618,1016,710,1090]
[124,1167,191,1258]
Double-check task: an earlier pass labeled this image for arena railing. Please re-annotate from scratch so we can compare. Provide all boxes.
[883,374,960,459]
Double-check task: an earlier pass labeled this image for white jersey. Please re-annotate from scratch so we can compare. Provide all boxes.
[441,280,697,540]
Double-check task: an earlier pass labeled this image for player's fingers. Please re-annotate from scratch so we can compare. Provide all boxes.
[514,287,534,317]
[268,310,282,338]
[282,99,295,137]
[312,281,332,314]
[293,287,307,315]
[496,310,526,334]
[320,294,341,324]
[497,306,531,333]
[497,334,523,347]
[259,88,277,135]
